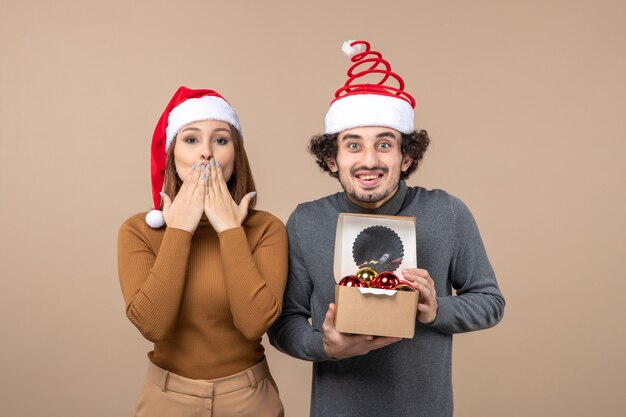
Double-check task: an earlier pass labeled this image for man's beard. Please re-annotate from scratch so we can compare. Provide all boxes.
[346,187,392,204]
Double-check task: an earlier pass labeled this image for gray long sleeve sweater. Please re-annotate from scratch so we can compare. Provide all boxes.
[268,182,505,417]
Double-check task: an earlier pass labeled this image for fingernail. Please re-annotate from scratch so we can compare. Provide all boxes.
[192,164,196,170]
[159,192,164,198]
[250,191,257,198]
[215,160,220,168]
[201,164,206,171]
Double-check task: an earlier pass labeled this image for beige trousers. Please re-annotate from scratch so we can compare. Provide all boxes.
[134,358,284,417]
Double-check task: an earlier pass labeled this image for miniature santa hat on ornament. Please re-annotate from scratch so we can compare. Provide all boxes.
[325,40,416,134]
[145,86,242,228]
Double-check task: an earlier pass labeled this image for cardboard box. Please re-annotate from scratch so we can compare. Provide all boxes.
[333,213,419,338]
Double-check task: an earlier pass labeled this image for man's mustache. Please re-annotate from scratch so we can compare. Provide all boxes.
[349,166,389,176]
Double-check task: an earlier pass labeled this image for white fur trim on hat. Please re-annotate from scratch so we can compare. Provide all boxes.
[325,94,415,134]
[165,96,241,150]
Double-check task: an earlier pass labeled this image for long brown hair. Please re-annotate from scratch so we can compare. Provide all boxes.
[161,123,256,209]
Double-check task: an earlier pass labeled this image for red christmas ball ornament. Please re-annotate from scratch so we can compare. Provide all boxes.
[338,275,366,288]
[370,272,400,289]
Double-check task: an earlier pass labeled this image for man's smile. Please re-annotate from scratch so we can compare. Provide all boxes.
[353,169,387,189]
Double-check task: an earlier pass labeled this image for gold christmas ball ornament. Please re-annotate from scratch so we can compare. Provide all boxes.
[355,267,377,284]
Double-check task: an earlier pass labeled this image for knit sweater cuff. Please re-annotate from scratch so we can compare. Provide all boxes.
[216,225,245,241]
[152,226,194,268]
[309,329,335,362]
[164,226,194,241]
[428,296,453,333]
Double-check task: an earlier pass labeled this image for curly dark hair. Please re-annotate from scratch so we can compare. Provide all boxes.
[308,129,430,179]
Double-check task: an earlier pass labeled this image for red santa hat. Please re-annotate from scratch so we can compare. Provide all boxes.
[146,86,241,228]
[325,40,416,135]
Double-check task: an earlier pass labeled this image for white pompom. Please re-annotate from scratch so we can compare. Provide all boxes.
[342,40,363,57]
[145,210,165,228]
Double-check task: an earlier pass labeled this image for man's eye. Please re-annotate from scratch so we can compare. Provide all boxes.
[378,142,391,149]
[347,143,359,150]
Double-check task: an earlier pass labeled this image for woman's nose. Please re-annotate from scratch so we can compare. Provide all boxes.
[200,142,212,160]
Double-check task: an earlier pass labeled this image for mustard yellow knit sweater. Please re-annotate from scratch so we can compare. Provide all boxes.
[118,210,288,380]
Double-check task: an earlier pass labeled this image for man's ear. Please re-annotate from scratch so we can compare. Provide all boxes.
[325,157,339,173]
[401,155,413,172]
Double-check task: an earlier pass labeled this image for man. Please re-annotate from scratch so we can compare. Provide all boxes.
[268,40,505,417]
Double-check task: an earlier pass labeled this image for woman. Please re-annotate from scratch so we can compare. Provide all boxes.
[118,86,287,417]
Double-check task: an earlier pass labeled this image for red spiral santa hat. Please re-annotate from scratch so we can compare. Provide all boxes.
[325,40,416,134]
[146,86,241,228]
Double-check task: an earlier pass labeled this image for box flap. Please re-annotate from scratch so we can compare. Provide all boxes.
[333,213,417,283]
